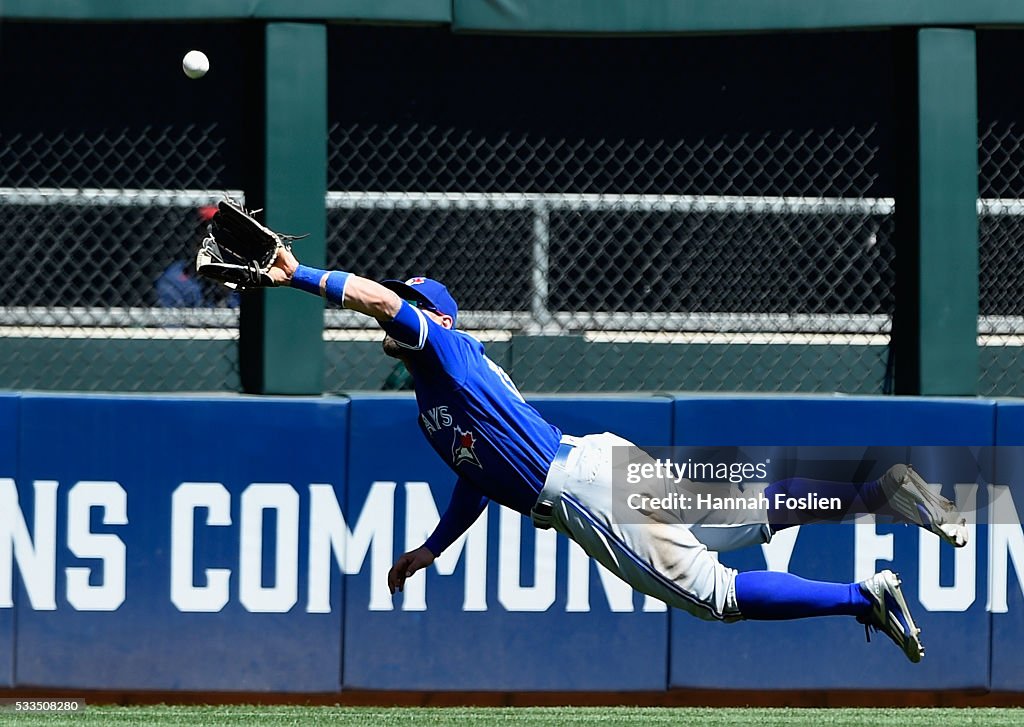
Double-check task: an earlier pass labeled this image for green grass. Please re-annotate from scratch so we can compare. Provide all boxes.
[4,706,1024,727]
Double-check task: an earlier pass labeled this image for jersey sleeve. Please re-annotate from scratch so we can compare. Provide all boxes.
[379,300,429,350]
[423,478,489,557]
[378,301,472,380]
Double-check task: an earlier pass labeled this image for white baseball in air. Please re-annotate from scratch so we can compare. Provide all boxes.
[182,50,210,79]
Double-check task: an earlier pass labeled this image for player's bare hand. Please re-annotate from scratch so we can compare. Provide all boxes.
[268,244,300,285]
[388,546,435,594]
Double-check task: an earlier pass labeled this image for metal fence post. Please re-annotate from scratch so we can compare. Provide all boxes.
[530,199,553,331]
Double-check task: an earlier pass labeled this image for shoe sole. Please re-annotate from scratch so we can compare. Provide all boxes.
[883,571,924,663]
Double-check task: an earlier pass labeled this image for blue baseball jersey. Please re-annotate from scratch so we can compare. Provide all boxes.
[381,303,562,555]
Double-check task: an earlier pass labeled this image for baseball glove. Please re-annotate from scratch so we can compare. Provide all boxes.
[195,198,307,290]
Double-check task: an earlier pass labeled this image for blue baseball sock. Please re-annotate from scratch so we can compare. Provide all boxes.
[734,571,872,620]
[765,476,891,531]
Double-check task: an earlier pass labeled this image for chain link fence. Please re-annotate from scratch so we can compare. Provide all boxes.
[979,121,1024,397]
[325,123,894,393]
[6,121,1022,395]
[0,125,239,391]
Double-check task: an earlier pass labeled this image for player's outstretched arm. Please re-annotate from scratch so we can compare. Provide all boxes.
[387,480,488,595]
[268,246,402,321]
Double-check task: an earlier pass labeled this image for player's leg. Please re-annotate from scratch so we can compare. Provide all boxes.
[554,480,924,662]
[679,470,914,553]
[537,433,925,661]
[733,570,868,619]
[541,433,745,621]
[680,475,882,554]
[734,569,924,663]
[763,474,889,528]
[764,464,968,547]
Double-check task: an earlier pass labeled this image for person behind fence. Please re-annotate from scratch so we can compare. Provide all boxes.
[155,259,206,308]
[155,206,216,308]
[158,206,243,308]
[196,214,969,665]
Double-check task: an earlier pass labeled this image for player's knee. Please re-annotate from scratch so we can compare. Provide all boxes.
[673,556,740,622]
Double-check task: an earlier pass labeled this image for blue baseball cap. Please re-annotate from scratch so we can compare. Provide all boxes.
[381,276,459,327]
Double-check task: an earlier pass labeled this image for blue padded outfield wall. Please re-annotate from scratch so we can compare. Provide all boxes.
[11,395,349,692]
[0,392,1021,692]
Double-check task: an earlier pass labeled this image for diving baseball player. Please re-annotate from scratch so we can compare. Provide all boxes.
[196,204,969,664]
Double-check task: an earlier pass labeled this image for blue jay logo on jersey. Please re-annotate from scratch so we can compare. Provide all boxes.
[452,426,482,468]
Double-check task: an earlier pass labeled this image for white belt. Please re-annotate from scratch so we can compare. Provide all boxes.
[531,437,578,529]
